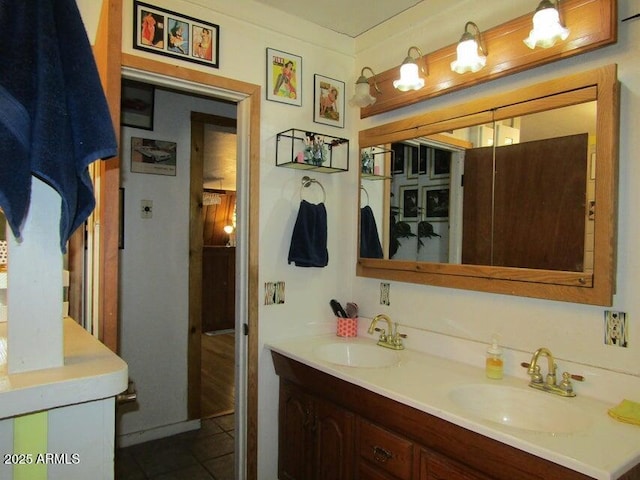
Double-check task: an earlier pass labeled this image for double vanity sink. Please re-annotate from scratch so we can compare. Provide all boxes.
[268,334,640,479]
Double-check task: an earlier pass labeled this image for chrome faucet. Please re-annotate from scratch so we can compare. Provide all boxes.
[368,314,405,350]
[525,347,578,397]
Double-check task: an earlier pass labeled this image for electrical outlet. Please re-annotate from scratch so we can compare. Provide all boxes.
[604,310,628,347]
[264,281,285,305]
[380,282,390,305]
[141,199,153,219]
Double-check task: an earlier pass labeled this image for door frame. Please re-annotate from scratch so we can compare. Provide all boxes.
[121,53,261,480]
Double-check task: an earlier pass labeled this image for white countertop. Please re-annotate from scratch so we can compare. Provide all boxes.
[0,318,128,419]
[267,334,640,480]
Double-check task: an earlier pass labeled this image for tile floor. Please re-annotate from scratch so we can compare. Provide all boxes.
[115,414,235,480]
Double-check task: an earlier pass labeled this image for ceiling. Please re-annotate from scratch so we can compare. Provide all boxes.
[253,0,425,37]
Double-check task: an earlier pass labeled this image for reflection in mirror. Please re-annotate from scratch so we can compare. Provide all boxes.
[362,101,596,274]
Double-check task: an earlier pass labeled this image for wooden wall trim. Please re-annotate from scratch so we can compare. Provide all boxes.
[95,0,123,352]
[360,0,616,118]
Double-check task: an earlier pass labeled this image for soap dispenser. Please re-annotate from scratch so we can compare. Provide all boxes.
[485,335,503,379]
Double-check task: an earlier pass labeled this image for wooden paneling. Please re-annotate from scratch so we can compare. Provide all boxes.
[203,191,236,246]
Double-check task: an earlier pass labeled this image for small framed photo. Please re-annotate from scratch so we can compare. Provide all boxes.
[407,145,420,179]
[133,1,219,69]
[422,185,450,221]
[429,148,452,180]
[131,137,177,176]
[121,79,155,130]
[391,143,405,175]
[399,186,419,221]
[313,74,345,128]
[266,48,302,106]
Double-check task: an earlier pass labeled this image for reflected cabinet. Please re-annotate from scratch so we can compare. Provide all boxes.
[358,65,619,305]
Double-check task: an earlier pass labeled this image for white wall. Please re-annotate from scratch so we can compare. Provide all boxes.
[119,0,358,476]
[117,0,640,478]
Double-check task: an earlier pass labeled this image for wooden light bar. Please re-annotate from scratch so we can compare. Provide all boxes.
[360,0,616,118]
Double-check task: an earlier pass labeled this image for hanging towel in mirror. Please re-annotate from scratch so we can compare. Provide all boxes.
[288,200,328,267]
[360,206,383,258]
[0,0,118,252]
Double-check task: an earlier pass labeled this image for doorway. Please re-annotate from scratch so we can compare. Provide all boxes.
[121,54,260,480]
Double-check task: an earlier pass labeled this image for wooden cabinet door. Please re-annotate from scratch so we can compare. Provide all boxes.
[278,382,313,480]
[420,449,491,480]
[201,246,235,332]
[313,397,355,480]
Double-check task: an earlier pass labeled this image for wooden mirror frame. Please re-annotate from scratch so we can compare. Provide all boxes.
[357,64,619,306]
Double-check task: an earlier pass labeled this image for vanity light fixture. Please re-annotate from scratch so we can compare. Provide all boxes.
[524,0,570,49]
[450,22,487,74]
[393,46,427,92]
[350,67,381,108]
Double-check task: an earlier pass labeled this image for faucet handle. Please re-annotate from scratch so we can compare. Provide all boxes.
[530,365,543,384]
[559,372,574,394]
[374,327,387,342]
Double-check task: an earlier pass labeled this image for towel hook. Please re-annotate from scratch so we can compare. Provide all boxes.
[300,176,326,203]
[360,185,370,206]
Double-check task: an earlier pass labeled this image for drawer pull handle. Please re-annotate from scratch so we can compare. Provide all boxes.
[373,445,392,463]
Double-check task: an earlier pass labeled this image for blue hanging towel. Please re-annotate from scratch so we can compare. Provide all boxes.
[360,206,383,258]
[288,200,328,267]
[0,0,118,252]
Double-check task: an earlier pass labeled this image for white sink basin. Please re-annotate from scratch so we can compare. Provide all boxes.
[448,384,592,434]
[313,343,400,368]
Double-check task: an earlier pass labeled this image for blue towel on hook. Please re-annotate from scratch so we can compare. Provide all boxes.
[0,0,118,252]
[360,206,383,258]
[288,200,328,267]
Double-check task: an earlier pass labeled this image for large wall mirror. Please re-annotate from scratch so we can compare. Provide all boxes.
[357,65,619,306]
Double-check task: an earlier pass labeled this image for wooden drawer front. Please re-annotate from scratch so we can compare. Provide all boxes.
[359,419,413,480]
[421,450,492,480]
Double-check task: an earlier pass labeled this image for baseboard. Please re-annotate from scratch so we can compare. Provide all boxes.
[117,419,201,448]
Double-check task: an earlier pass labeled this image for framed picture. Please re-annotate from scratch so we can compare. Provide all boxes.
[133,1,219,69]
[422,185,450,221]
[266,48,302,106]
[429,148,452,179]
[131,137,177,176]
[399,186,419,221]
[313,74,345,128]
[391,143,405,174]
[121,79,155,130]
[407,145,420,179]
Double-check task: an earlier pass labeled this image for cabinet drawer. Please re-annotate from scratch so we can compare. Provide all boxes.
[421,450,492,480]
[358,419,413,480]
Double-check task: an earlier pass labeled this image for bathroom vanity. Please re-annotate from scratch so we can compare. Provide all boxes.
[268,335,640,480]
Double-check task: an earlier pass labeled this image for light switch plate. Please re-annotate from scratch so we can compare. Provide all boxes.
[604,310,628,347]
